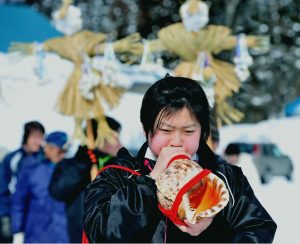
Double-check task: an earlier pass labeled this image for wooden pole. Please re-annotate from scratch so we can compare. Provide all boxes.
[86,119,98,181]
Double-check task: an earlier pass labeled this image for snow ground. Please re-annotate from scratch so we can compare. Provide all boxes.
[218,118,300,244]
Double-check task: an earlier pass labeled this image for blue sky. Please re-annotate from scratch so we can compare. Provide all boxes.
[0,4,62,52]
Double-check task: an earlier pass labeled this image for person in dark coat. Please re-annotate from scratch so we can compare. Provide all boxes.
[83,75,277,243]
[48,117,122,243]
[0,121,45,243]
[11,131,69,243]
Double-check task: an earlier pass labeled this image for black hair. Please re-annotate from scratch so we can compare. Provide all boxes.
[225,143,240,155]
[90,116,121,139]
[22,121,45,145]
[140,74,211,143]
[210,114,219,142]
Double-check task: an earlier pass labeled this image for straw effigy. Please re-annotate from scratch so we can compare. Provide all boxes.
[145,0,269,128]
[9,31,142,148]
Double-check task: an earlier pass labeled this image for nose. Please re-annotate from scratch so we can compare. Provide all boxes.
[170,131,183,147]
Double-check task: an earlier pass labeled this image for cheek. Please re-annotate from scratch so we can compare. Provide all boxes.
[183,133,201,155]
[28,137,42,148]
[36,137,43,144]
[148,134,169,157]
[27,139,37,149]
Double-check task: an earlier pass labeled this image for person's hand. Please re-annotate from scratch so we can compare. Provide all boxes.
[150,146,190,180]
[175,217,214,236]
[12,232,24,244]
[0,216,12,239]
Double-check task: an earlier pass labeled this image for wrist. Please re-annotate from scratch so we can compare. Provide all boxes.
[149,171,158,180]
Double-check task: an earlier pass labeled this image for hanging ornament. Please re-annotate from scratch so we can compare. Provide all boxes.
[192,52,216,108]
[139,40,170,76]
[33,42,47,82]
[92,43,132,89]
[52,0,83,36]
[102,43,119,86]
[233,34,253,82]
[78,54,100,100]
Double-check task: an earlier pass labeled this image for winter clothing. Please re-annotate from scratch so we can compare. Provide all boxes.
[84,142,277,243]
[11,157,69,243]
[49,146,116,243]
[0,148,41,218]
[49,155,90,243]
[0,148,42,244]
[0,146,43,243]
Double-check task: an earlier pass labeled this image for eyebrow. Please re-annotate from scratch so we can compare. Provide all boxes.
[159,122,198,129]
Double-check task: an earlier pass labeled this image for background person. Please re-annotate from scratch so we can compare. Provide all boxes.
[0,121,45,243]
[11,131,69,244]
[224,143,261,191]
[83,75,276,243]
[49,116,122,243]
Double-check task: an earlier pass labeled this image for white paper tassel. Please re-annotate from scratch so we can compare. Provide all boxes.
[52,5,83,36]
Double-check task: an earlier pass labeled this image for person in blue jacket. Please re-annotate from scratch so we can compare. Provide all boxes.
[0,121,45,243]
[11,131,70,243]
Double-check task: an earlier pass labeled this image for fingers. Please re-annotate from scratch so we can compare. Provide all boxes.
[151,147,190,179]
[160,146,190,161]
[175,224,188,233]
[175,217,214,236]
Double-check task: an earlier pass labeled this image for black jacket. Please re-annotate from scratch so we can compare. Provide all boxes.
[49,149,116,243]
[84,142,277,243]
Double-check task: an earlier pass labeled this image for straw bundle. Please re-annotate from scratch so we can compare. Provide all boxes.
[156,24,233,61]
[154,24,240,126]
[215,101,244,128]
[58,0,73,19]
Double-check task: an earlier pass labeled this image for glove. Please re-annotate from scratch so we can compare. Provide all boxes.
[0,216,12,240]
[75,145,98,165]
[12,232,24,244]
